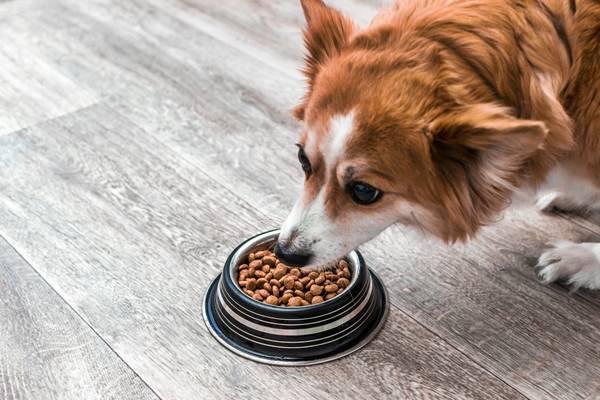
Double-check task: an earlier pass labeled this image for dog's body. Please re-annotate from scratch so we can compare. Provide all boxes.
[275,0,600,289]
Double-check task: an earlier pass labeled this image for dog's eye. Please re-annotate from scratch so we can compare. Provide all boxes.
[348,181,382,205]
[297,146,312,176]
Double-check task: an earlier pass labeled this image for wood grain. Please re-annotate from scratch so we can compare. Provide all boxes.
[0,105,523,399]
[0,2,97,136]
[0,236,159,400]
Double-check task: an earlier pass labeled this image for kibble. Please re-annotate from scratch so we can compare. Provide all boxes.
[245,278,257,291]
[310,284,323,296]
[281,293,292,304]
[236,249,352,306]
[256,278,267,288]
[239,270,249,281]
[325,284,338,293]
[299,276,311,286]
[337,277,350,288]
[273,267,286,279]
[262,256,277,266]
[288,296,303,307]
[283,276,296,290]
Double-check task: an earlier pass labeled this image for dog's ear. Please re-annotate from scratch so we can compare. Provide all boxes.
[428,103,547,241]
[294,0,356,120]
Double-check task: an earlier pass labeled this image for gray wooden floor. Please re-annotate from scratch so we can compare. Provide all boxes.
[1,0,600,399]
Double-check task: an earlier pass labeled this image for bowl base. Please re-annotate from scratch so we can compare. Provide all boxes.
[202,269,389,366]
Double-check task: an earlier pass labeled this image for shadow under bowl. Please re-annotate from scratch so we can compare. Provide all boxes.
[202,229,389,366]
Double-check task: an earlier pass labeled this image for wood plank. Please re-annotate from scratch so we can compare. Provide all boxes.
[25,1,600,398]
[0,235,159,400]
[0,3,97,136]
[0,104,524,399]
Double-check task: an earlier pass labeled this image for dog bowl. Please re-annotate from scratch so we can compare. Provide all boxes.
[202,229,389,366]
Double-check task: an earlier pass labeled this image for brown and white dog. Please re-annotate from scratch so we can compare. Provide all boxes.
[274,0,600,289]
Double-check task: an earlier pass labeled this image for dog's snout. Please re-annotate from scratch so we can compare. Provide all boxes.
[274,242,313,267]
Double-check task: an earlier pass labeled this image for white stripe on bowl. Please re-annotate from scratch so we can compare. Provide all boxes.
[220,276,370,325]
[215,294,378,349]
[217,280,373,336]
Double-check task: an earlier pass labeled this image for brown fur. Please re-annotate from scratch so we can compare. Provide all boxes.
[295,0,600,242]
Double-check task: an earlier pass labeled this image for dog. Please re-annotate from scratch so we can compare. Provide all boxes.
[274,0,600,290]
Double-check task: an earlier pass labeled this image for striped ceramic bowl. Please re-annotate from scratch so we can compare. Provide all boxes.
[202,229,389,366]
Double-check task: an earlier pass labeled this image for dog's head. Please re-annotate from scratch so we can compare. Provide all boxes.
[276,0,547,267]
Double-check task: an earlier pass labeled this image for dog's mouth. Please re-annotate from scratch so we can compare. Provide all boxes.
[273,243,314,267]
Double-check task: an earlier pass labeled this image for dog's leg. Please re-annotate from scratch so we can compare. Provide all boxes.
[535,165,600,214]
[536,240,600,290]
[533,165,600,289]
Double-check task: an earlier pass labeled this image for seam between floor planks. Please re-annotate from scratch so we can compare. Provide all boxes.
[0,103,99,139]
[0,232,164,400]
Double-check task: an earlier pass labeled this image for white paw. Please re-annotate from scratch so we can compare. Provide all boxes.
[536,241,600,290]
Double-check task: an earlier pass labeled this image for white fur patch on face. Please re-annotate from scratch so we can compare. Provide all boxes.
[322,112,355,171]
[279,112,359,264]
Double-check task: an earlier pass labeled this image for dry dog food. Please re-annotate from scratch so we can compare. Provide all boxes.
[237,250,351,306]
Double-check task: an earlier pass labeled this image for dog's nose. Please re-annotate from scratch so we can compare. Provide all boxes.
[274,242,313,267]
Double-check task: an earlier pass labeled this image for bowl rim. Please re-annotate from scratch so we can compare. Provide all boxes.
[224,229,366,313]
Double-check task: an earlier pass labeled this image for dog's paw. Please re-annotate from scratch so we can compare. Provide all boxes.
[536,241,600,290]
